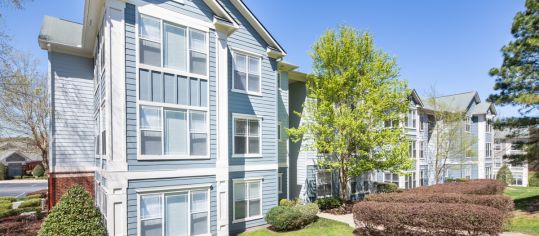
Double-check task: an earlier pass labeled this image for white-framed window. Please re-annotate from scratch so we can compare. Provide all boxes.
[232,51,261,95]
[485,166,492,179]
[486,120,493,133]
[100,103,107,156]
[465,116,471,132]
[486,142,492,158]
[278,173,283,194]
[384,120,398,128]
[316,169,333,198]
[419,166,428,186]
[405,173,416,189]
[233,115,261,157]
[512,175,523,186]
[384,172,399,186]
[405,109,417,128]
[139,106,208,158]
[495,144,501,151]
[464,167,471,179]
[408,141,416,158]
[138,188,210,236]
[233,179,262,222]
[138,14,207,76]
[95,113,101,157]
[419,115,424,131]
[419,141,424,159]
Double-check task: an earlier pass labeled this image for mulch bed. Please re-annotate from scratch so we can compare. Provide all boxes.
[0,213,46,236]
[322,201,355,215]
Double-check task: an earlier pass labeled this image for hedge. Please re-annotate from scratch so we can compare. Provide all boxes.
[315,196,342,210]
[32,164,45,177]
[0,203,12,211]
[365,192,514,214]
[0,206,41,218]
[265,203,319,231]
[353,201,505,235]
[279,198,298,207]
[0,163,6,180]
[0,197,16,203]
[407,179,506,195]
[19,198,42,208]
[374,182,399,193]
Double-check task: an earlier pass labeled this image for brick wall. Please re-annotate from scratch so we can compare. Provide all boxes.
[48,172,94,208]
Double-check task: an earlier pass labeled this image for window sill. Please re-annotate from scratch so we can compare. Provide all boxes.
[232,215,263,224]
[137,155,211,161]
[231,89,262,97]
[232,154,263,158]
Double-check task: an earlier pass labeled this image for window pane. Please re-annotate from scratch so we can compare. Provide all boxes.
[235,54,246,72]
[140,194,161,219]
[190,51,207,75]
[235,119,247,135]
[191,190,208,212]
[249,182,260,199]
[165,193,188,236]
[164,110,187,155]
[141,219,162,236]
[234,183,246,200]
[200,80,208,107]
[190,133,207,156]
[248,137,259,154]
[139,69,152,101]
[248,57,260,74]
[234,71,246,91]
[163,23,186,71]
[178,76,189,105]
[140,106,161,129]
[164,73,177,104]
[234,200,247,220]
[248,120,259,136]
[248,199,260,217]
[139,15,160,42]
[189,29,206,52]
[190,78,200,106]
[191,212,208,235]
[152,72,163,102]
[234,137,246,154]
[141,131,162,155]
[140,40,161,67]
[190,112,206,132]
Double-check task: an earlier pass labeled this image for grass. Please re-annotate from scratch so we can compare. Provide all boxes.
[504,186,539,236]
[238,218,354,236]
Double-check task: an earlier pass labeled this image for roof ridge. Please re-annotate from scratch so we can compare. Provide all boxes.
[435,91,476,98]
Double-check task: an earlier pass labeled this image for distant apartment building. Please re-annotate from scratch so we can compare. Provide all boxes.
[494,129,529,186]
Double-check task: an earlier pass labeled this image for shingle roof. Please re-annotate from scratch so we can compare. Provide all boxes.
[422,91,480,112]
[471,102,496,115]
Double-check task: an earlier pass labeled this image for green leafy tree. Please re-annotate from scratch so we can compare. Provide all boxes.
[38,185,106,236]
[32,164,44,177]
[496,164,514,185]
[489,0,539,170]
[288,26,412,200]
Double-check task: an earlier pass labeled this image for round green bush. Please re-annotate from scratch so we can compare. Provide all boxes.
[496,165,513,185]
[315,196,342,210]
[38,185,106,236]
[374,182,399,193]
[279,198,297,207]
[32,164,45,177]
[265,204,319,231]
[0,163,6,180]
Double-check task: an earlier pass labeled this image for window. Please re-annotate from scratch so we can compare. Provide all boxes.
[384,172,399,186]
[233,52,261,94]
[140,106,207,157]
[420,166,428,186]
[465,148,473,158]
[278,173,283,194]
[317,170,333,198]
[512,174,523,186]
[233,179,262,221]
[405,109,417,128]
[277,123,281,141]
[408,141,416,158]
[464,167,471,179]
[419,141,424,159]
[405,173,416,189]
[419,115,424,131]
[465,116,471,132]
[485,167,492,179]
[350,178,358,195]
[95,115,100,156]
[100,104,106,155]
[139,189,210,236]
[495,144,501,151]
[486,143,492,158]
[384,120,398,128]
[233,116,261,156]
[139,14,207,76]
[486,120,493,133]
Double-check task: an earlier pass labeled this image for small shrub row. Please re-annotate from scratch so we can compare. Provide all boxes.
[0,207,41,218]
[445,178,467,182]
[0,203,12,211]
[365,192,514,213]
[26,194,43,200]
[407,179,506,195]
[265,203,319,231]
[19,199,42,208]
[353,201,505,235]
[315,196,342,210]
[373,182,399,193]
[0,197,16,203]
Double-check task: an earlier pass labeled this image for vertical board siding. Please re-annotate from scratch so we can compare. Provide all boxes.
[50,52,95,169]
[126,176,217,235]
[278,167,287,200]
[229,170,277,234]
[124,3,218,170]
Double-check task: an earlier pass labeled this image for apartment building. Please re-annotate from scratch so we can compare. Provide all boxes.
[494,129,529,186]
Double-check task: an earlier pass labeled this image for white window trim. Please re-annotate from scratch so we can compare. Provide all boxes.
[136,187,211,236]
[405,109,417,129]
[232,113,263,158]
[316,169,333,198]
[486,142,492,158]
[232,178,263,223]
[231,50,262,96]
[465,116,472,132]
[278,173,283,194]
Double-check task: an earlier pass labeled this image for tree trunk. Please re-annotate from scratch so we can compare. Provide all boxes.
[340,166,348,201]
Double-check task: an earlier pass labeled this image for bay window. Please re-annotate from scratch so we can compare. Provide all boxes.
[139,189,209,236]
[233,116,261,156]
[233,179,262,221]
[233,52,261,94]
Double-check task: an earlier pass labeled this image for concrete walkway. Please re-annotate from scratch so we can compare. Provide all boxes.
[317,212,531,236]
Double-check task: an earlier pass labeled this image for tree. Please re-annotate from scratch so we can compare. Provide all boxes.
[32,164,44,177]
[288,26,413,200]
[496,164,514,185]
[0,52,49,171]
[426,89,477,184]
[488,0,539,170]
[38,185,106,236]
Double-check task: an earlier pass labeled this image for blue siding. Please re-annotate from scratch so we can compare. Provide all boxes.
[49,52,95,169]
[126,176,217,236]
[278,167,287,200]
[124,3,218,170]
[229,170,277,234]
[140,0,214,23]
[278,72,289,164]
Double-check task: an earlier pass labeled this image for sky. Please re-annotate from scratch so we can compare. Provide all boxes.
[0,0,528,118]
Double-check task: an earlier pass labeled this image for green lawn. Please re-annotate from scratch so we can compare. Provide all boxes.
[504,186,539,236]
[238,218,354,236]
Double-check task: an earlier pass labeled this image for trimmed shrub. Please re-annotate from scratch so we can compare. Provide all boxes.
[374,182,399,193]
[315,196,342,210]
[529,171,539,187]
[279,198,298,207]
[0,206,41,218]
[19,198,41,208]
[0,202,12,211]
[0,163,6,180]
[26,194,43,199]
[265,204,319,231]
[496,165,513,184]
[365,192,514,213]
[407,179,506,195]
[38,185,106,236]
[445,178,467,182]
[0,197,16,202]
[32,164,45,177]
[353,201,505,235]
